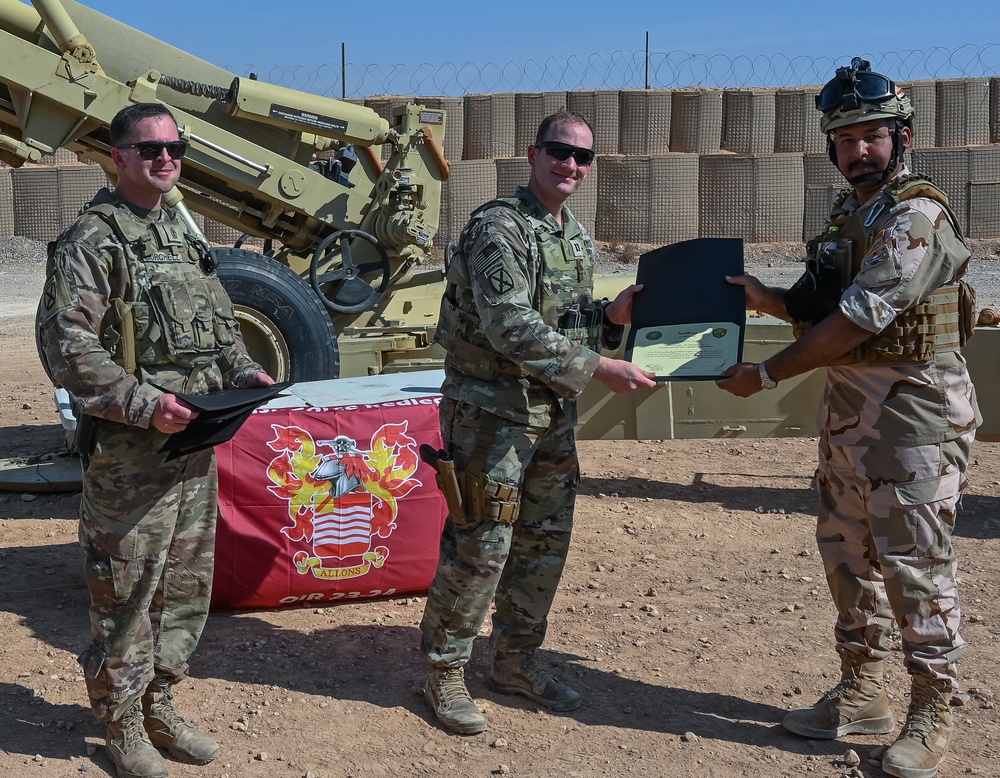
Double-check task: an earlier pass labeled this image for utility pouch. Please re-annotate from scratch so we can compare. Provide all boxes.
[435,453,464,521]
[419,444,465,522]
[99,298,138,375]
[74,412,98,468]
[77,643,107,678]
[958,279,977,346]
[463,470,521,525]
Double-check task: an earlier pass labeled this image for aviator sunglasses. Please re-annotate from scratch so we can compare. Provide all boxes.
[538,141,595,166]
[117,140,189,160]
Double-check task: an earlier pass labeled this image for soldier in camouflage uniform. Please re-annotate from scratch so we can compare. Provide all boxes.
[717,60,979,778]
[420,111,657,735]
[36,103,272,778]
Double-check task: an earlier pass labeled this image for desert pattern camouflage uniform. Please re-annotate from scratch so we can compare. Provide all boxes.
[421,186,622,666]
[36,188,262,722]
[807,168,981,688]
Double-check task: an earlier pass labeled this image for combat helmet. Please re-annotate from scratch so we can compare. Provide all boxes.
[817,57,913,184]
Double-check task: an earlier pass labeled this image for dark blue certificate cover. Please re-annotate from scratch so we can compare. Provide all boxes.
[624,238,745,381]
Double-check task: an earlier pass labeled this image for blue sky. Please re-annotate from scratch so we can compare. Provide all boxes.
[57,0,1000,95]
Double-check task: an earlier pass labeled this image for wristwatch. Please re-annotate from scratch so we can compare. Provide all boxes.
[758,362,778,390]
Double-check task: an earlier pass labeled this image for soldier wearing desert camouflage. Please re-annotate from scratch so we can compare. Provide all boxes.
[420,111,656,735]
[717,59,980,778]
[36,103,272,778]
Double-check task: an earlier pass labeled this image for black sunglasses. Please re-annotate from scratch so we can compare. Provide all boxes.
[816,59,895,113]
[117,140,188,160]
[538,141,595,166]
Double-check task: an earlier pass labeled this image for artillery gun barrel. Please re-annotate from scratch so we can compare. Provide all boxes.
[1,0,448,384]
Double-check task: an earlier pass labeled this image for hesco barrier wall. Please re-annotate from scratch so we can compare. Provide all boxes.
[3,78,1000,247]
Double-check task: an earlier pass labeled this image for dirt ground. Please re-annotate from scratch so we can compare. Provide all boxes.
[2,250,999,778]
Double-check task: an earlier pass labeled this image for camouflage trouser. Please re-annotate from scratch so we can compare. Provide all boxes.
[77,420,218,723]
[420,398,578,667]
[816,430,972,687]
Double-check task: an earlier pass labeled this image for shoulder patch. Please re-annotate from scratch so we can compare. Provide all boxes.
[486,265,515,297]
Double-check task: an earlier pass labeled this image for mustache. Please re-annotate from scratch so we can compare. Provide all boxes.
[848,158,879,173]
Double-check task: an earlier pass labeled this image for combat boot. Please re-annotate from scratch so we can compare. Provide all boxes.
[105,698,169,778]
[488,651,582,712]
[883,676,955,778]
[782,652,895,738]
[142,678,221,765]
[424,666,488,735]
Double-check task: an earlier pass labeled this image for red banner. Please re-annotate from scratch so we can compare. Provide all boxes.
[213,395,447,610]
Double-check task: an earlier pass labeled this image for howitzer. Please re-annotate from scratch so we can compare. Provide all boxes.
[1,0,449,381]
[4,1,1000,448]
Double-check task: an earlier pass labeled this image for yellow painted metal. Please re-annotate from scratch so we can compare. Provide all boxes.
[963,325,1000,441]
[0,0,445,331]
[228,77,391,146]
[0,0,43,40]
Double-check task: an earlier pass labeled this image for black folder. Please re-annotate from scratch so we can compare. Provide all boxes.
[159,381,292,459]
[624,238,745,381]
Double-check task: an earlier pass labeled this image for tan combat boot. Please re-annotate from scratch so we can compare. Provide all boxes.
[782,652,895,738]
[882,676,955,778]
[488,651,582,712]
[143,678,221,765]
[424,666,488,735]
[106,698,169,778]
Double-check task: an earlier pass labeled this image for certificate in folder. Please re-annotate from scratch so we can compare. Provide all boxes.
[624,238,745,381]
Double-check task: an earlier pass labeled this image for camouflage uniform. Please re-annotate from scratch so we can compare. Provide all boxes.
[420,186,622,666]
[36,187,262,723]
[803,166,981,688]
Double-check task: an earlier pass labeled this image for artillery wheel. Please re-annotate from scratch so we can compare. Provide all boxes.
[214,248,339,382]
[309,229,391,315]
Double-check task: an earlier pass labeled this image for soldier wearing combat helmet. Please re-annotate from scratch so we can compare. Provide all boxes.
[717,59,979,778]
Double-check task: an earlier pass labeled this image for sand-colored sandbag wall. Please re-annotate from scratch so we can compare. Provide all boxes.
[566,91,621,155]
[437,159,497,247]
[992,77,1000,144]
[802,153,847,241]
[899,80,937,149]
[722,90,775,154]
[670,90,724,154]
[4,80,1000,248]
[463,93,516,160]
[935,79,990,147]
[699,154,804,243]
[0,168,13,238]
[10,166,109,242]
[911,146,1000,238]
[596,155,699,244]
[773,87,823,154]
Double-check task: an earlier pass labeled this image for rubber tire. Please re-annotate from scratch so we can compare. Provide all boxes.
[214,248,339,382]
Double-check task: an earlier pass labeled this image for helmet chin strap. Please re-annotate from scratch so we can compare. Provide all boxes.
[847,168,890,186]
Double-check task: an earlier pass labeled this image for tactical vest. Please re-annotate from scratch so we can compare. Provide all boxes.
[435,195,602,381]
[86,192,239,373]
[797,175,975,364]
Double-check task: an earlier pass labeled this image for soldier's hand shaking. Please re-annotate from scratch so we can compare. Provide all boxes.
[150,393,199,434]
[593,357,658,393]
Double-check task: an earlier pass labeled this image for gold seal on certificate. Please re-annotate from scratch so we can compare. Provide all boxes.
[624,238,745,381]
